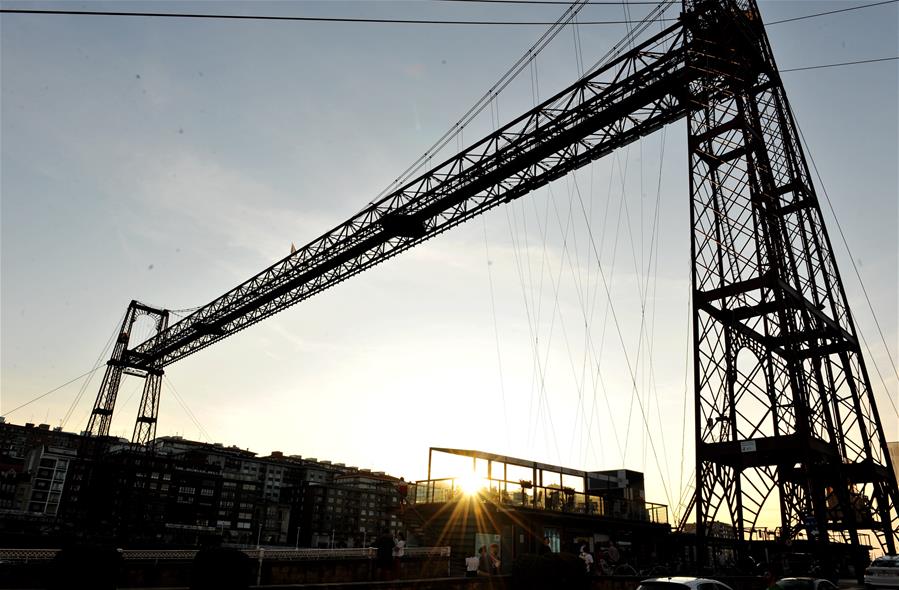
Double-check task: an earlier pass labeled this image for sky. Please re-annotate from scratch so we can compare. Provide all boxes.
[1,0,897,527]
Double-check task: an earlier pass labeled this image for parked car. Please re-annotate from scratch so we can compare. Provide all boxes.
[638,577,736,590]
[776,577,838,590]
[865,555,899,589]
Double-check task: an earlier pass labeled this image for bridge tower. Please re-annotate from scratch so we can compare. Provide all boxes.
[685,0,898,559]
[86,300,169,446]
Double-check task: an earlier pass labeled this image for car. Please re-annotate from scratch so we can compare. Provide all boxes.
[776,577,838,590]
[637,577,735,590]
[865,555,899,589]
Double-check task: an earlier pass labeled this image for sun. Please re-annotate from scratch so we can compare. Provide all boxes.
[457,473,484,496]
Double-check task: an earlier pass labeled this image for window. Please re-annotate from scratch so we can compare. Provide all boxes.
[201,488,214,496]
[180,487,196,495]
[543,528,561,553]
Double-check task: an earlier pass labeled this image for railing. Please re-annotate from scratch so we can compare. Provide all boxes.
[413,478,668,524]
[0,546,451,562]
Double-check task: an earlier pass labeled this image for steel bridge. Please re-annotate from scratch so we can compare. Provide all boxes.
[83,0,899,563]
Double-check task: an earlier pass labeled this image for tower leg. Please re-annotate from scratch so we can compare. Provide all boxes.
[86,303,137,437]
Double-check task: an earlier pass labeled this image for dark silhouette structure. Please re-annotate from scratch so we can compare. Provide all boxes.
[84,0,898,562]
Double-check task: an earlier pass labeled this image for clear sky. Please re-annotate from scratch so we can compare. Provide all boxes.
[1,0,897,525]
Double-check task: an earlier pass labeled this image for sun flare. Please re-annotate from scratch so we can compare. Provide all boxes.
[457,473,484,496]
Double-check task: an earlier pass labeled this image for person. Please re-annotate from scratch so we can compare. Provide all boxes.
[397,478,409,512]
[393,532,406,578]
[465,553,480,577]
[579,546,594,576]
[477,545,490,575]
[488,543,501,574]
[374,531,394,580]
[538,536,552,555]
[764,570,781,590]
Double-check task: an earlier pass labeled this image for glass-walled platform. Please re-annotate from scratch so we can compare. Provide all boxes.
[411,448,668,524]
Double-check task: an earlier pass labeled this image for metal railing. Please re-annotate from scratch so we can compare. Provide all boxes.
[413,478,668,524]
[0,546,451,563]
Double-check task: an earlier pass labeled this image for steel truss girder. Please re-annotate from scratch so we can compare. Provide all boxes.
[126,21,691,368]
[686,0,898,557]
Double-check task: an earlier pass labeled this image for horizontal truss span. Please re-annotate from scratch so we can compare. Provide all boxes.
[126,21,690,368]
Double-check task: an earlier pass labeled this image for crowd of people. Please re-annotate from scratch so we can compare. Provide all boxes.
[465,543,502,577]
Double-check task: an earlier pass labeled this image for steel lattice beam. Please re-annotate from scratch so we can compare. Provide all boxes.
[124,21,691,368]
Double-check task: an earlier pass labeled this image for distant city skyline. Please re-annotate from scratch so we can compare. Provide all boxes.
[2,0,896,527]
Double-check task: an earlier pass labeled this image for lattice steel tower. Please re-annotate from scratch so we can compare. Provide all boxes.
[685,0,897,557]
[84,0,898,555]
[86,300,169,446]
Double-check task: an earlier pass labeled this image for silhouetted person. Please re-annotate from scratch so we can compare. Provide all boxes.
[538,536,552,555]
[375,530,394,580]
[478,545,491,575]
[488,543,501,574]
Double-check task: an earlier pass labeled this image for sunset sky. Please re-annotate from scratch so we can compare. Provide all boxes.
[2,0,896,526]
